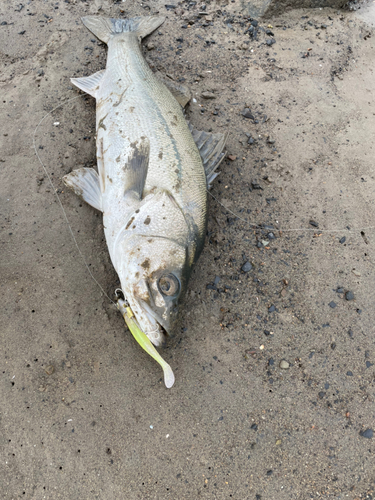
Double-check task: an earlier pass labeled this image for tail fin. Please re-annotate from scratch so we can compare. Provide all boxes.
[81,16,165,44]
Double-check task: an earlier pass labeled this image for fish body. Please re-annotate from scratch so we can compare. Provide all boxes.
[63,16,227,384]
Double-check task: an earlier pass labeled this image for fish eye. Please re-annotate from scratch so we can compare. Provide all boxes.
[158,273,180,296]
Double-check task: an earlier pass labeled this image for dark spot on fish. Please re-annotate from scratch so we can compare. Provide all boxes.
[148,239,153,243]
[135,209,140,213]
[113,88,126,107]
[98,114,108,131]
[141,259,150,270]
[158,150,163,160]
[144,216,151,225]
[135,272,139,279]
[129,107,135,113]
[116,155,121,163]
[125,217,134,230]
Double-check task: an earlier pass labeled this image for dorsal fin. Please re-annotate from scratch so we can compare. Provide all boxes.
[188,124,228,188]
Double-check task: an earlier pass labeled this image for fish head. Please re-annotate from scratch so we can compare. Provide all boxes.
[118,234,190,346]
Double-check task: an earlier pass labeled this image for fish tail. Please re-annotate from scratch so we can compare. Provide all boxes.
[81,15,165,44]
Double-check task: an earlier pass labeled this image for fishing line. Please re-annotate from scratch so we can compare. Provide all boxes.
[33,93,115,305]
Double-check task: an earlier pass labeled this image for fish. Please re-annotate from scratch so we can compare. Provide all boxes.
[63,15,227,386]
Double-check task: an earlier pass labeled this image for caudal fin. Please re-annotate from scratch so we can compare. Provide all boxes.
[81,15,165,44]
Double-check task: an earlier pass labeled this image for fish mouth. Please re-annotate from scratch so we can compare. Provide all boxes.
[138,298,170,345]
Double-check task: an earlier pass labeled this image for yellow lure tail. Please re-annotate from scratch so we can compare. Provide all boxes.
[116,299,175,388]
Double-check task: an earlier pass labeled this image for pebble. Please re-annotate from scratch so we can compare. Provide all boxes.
[44,365,55,375]
[352,269,361,277]
[227,155,237,161]
[345,291,354,301]
[241,108,254,119]
[280,360,289,369]
[360,429,373,439]
[242,262,252,273]
[366,361,374,368]
[251,181,262,190]
[147,43,155,50]
[266,38,276,46]
[328,301,337,308]
[339,236,346,244]
[268,305,276,313]
[318,391,326,399]
[346,371,353,376]
[309,220,319,228]
[201,91,216,99]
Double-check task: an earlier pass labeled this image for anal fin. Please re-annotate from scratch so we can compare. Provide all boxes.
[63,167,102,211]
[71,69,105,98]
[188,124,228,188]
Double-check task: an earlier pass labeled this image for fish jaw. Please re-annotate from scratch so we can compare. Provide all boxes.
[125,293,166,347]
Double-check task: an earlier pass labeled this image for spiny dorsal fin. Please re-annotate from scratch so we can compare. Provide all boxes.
[188,124,228,188]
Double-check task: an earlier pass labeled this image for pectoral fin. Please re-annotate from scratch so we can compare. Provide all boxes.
[71,69,105,98]
[63,167,102,211]
[123,137,150,199]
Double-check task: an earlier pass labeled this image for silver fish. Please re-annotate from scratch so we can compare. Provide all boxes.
[63,16,227,372]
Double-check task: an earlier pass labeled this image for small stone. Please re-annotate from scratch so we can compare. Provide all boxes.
[275,439,282,445]
[250,423,258,430]
[241,261,252,273]
[18,30,26,35]
[280,360,289,369]
[147,43,155,50]
[241,108,254,119]
[352,269,361,277]
[251,20,258,27]
[318,391,326,399]
[266,38,276,46]
[328,301,337,308]
[346,370,353,376]
[339,236,346,244]
[366,361,374,368]
[267,137,275,144]
[321,24,328,29]
[360,429,373,439]
[201,91,216,99]
[345,291,354,301]
[45,365,55,375]
[248,136,255,145]
[251,181,262,190]
[227,155,237,161]
[268,305,276,313]
[309,220,319,228]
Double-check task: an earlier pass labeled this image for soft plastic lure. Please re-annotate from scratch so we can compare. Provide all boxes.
[116,298,175,388]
